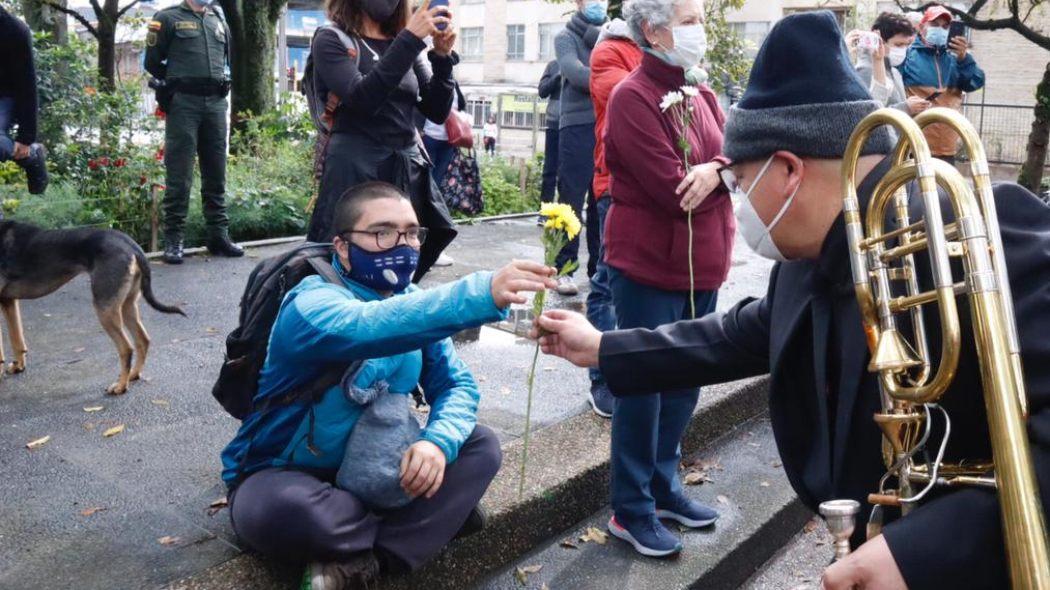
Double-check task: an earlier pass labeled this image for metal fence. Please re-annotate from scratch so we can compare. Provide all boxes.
[961,102,1043,166]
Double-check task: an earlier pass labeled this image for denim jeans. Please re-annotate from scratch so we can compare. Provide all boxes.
[586,195,615,382]
[0,96,15,161]
[554,123,595,275]
[423,136,456,189]
[607,265,717,521]
[540,125,559,204]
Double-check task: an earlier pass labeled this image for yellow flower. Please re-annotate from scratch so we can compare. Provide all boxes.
[539,203,581,240]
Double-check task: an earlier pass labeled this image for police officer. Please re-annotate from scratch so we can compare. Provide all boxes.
[145,0,243,264]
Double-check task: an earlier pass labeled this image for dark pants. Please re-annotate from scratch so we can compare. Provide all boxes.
[228,425,501,571]
[0,96,14,160]
[586,195,615,382]
[555,123,596,275]
[163,92,230,240]
[607,265,717,521]
[423,136,456,188]
[540,125,559,204]
[483,137,495,156]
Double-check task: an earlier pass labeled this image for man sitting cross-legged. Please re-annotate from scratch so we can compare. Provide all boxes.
[221,181,556,590]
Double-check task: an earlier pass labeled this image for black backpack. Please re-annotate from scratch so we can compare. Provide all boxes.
[212,242,348,419]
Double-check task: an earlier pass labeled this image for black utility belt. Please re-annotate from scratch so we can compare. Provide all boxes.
[172,79,231,96]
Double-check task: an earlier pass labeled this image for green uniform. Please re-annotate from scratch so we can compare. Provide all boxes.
[144,2,231,243]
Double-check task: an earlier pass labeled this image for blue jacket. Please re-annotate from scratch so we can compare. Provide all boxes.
[220,258,508,488]
[899,36,985,93]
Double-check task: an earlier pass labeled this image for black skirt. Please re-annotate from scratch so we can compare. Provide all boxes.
[307,130,456,281]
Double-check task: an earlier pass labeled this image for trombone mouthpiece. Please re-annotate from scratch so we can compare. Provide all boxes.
[820,499,860,561]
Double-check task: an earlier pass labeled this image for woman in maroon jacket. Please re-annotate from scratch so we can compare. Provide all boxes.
[601,0,734,557]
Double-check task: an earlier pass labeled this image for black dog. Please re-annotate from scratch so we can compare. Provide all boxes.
[0,221,185,394]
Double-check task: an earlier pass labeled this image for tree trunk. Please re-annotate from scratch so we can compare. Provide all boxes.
[222,0,287,129]
[96,11,117,91]
[21,0,68,43]
[1018,61,1050,194]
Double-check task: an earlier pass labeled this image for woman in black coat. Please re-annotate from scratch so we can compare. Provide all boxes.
[308,0,457,278]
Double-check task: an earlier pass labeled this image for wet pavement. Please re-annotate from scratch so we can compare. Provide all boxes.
[0,217,772,589]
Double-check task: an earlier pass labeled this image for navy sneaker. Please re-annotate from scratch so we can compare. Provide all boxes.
[608,514,683,557]
[589,381,614,418]
[656,496,720,528]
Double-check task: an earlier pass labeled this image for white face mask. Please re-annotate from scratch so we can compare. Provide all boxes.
[888,46,908,67]
[732,155,800,262]
[660,24,707,69]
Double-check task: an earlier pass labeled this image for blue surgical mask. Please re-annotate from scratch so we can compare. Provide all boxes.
[582,1,607,25]
[925,26,948,47]
[196,0,217,7]
[344,244,419,293]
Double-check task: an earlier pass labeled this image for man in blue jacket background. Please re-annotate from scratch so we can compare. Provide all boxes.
[900,4,985,163]
[221,182,556,590]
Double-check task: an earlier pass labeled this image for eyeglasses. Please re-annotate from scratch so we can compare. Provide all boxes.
[719,166,740,194]
[341,227,429,250]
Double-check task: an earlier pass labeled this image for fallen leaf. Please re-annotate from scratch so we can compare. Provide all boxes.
[559,539,578,549]
[803,518,820,533]
[683,471,707,486]
[542,584,550,590]
[25,435,51,449]
[815,539,827,546]
[207,497,228,516]
[151,399,170,407]
[80,507,106,517]
[83,422,96,431]
[499,386,511,395]
[477,375,488,383]
[205,327,218,334]
[513,565,542,585]
[748,442,760,448]
[73,347,86,353]
[760,481,771,487]
[102,424,125,438]
[579,527,608,545]
[543,366,555,372]
[43,313,51,318]
[83,406,104,413]
[716,494,730,505]
[771,460,783,468]
[157,535,179,546]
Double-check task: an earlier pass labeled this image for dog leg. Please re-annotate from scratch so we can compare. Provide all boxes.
[122,291,150,382]
[96,303,133,395]
[2,300,27,374]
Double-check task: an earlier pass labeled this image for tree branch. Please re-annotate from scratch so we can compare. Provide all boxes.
[40,0,98,36]
[894,1,1050,50]
[116,0,142,18]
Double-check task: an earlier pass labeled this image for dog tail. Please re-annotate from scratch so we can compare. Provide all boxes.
[134,248,187,317]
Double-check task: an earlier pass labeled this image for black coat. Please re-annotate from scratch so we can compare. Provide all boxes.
[599,157,1050,589]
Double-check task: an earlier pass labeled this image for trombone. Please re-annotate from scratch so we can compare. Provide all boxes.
[818,107,1050,588]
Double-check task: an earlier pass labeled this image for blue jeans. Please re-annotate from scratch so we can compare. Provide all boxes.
[540,125,559,203]
[0,96,15,161]
[554,123,595,274]
[586,195,615,382]
[423,136,456,189]
[607,265,717,521]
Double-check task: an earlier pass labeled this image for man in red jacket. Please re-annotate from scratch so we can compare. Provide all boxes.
[585,19,642,417]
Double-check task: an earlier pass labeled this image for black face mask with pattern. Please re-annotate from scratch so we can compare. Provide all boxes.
[362,0,399,23]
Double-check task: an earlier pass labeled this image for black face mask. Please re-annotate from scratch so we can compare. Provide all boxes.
[362,0,399,23]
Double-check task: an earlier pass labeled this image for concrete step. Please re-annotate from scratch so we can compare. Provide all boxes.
[474,418,813,590]
[742,524,834,590]
[165,377,770,590]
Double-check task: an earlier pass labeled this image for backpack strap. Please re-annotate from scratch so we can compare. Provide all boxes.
[307,256,343,286]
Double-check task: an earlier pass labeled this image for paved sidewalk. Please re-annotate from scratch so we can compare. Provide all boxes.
[0,218,772,589]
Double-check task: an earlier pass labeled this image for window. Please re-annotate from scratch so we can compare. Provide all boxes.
[729,21,770,56]
[466,99,492,128]
[506,24,525,61]
[538,23,562,61]
[460,27,483,61]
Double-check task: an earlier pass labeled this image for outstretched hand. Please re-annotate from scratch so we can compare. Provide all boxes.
[491,260,557,308]
[529,309,602,368]
[821,535,907,590]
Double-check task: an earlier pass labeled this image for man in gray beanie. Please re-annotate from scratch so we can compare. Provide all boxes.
[530,9,1050,589]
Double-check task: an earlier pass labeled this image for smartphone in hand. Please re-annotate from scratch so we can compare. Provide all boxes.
[948,21,968,46]
[430,0,450,31]
[926,91,943,101]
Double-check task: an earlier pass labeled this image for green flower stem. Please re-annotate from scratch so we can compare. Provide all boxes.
[688,207,695,318]
[520,291,544,500]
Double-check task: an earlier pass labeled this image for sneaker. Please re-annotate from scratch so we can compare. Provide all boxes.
[555,275,578,296]
[608,514,683,558]
[656,496,720,529]
[589,381,613,418]
[17,143,48,195]
[162,239,184,265]
[453,505,487,540]
[433,252,454,267]
[305,551,379,590]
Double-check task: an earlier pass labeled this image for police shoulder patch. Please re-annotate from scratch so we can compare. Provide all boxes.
[175,21,199,30]
[148,20,162,31]
[147,31,158,46]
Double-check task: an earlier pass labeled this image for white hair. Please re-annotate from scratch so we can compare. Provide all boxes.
[623,0,680,48]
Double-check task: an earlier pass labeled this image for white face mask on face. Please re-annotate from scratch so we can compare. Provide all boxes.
[888,46,908,67]
[659,24,707,69]
[732,155,800,262]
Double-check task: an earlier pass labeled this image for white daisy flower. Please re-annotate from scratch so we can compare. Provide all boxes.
[660,91,684,111]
